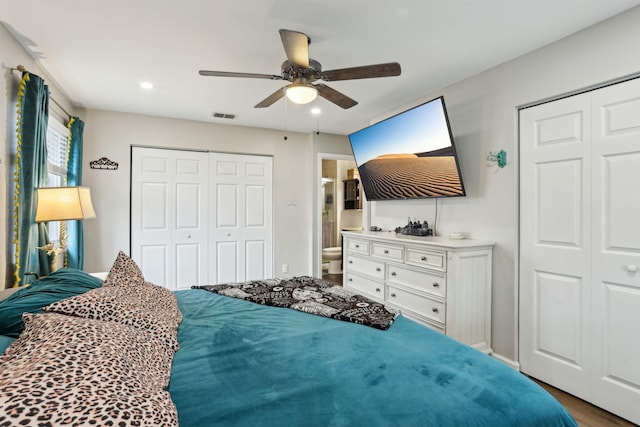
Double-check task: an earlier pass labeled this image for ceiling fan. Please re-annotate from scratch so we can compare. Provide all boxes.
[199,29,401,109]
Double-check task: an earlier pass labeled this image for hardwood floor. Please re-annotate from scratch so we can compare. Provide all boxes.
[532,379,637,427]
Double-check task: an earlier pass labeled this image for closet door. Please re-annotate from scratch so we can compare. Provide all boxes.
[520,77,640,425]
[131,147,209,290]
[209,153,273,284]
[590,79,640,422]
[519,93,593,398]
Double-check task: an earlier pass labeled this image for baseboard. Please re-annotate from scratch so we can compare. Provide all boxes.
[491,352,520,371]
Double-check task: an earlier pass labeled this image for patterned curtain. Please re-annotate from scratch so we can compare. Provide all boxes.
[13,72,51,286]
[65,117,86,269]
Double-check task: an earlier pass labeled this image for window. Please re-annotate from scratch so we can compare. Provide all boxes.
[44,116,69,242]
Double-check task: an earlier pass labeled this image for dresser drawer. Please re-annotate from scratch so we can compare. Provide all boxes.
[405,247,446,271]
[345,255,385,280]
[371,242,404,262]
[387,285,446,324]
[386,263,446,298]
[346,239,369,255]
[344,273,384,302]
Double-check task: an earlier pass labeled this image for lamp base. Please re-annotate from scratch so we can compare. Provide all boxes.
[37,243,67,272]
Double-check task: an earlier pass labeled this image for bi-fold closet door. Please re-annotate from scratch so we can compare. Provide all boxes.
[131,147,273,291]
[519,77,640,424]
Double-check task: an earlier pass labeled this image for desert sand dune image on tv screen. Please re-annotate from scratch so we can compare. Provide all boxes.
[359,154,464,199]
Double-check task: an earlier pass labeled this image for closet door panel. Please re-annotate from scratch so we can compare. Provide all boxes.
[590,78,640,423]
[604,155,640,249]
[245,240,266,281]
[534,271,583,366]
[602,284,640,385]
[140,245,169,288]
[216,241,238,284]
[209,153,273,284]
[519,93,592,399]
[131,147,209,291]
[175,243,201,287]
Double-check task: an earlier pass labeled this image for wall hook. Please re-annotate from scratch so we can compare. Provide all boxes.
[487,150,507,168]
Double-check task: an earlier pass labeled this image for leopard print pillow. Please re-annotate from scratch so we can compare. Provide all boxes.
[1,313,175,390]
[0,390,178,426]
[43,286,180,350]
[98,251,182,325]
[0,313,177,426]
[102,250,145,288]
[130,281,183,325]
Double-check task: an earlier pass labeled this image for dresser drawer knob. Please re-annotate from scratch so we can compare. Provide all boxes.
[384,249,389,254]
[375,287,381,292]
[355,244,360,248]
[348,278,353,282]
[391,271,397,277]
[421,256,427,261]
[376,267,381,272]
[432,282,439,288]
[432,308,439,313]
[390,293,397,298]
[349,260,353,264]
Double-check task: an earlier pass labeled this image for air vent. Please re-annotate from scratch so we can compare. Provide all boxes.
[211,112,237,120]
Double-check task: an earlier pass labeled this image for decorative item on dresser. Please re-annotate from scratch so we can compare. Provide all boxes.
[342,230,494,353]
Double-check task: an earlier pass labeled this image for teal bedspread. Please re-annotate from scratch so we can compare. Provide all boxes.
[169,290,577,427]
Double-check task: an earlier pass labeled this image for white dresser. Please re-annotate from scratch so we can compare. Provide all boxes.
[342,230,494,353]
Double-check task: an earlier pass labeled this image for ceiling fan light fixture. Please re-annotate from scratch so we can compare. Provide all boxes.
[286,84,317,104]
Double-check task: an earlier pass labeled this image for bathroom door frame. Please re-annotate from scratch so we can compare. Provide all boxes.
[314,153,367,279]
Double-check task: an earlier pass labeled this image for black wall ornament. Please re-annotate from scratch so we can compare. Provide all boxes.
[89,157,119,170]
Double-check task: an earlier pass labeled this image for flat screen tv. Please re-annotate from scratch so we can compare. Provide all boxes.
[348,96,465,201]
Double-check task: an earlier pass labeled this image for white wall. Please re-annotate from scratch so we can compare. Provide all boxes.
[365,6,640,361]
[81,110,313,278]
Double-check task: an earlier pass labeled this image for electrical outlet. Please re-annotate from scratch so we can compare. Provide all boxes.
[282,264,289,273]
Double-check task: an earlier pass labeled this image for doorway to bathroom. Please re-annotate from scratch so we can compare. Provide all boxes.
[317,156,362,285]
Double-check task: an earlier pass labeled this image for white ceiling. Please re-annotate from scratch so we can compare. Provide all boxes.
[3,0,639,135]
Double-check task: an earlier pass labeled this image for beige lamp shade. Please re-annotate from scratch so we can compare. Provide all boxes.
[35,186,97,222]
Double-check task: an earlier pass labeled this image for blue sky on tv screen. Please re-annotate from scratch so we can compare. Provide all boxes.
[349,98,453,166]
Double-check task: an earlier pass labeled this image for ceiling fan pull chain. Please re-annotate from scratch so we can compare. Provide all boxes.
[283,94,288,141]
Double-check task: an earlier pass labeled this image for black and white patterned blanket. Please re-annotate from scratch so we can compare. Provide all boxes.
[193,276,398,330]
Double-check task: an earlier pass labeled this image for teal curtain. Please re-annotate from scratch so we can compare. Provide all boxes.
[65,117,85,269]
[14,72,50,286]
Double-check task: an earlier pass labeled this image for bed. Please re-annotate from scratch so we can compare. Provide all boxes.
[0,253,578,427]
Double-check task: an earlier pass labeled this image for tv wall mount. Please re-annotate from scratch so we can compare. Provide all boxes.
[395,218,433,237]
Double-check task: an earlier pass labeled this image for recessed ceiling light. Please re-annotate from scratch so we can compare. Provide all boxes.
[311,107,321,115]
[140,81,154,90]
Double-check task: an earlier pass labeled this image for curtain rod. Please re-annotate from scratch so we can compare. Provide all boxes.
[11,64,73,119]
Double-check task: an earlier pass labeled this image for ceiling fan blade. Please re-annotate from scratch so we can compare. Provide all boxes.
[321,62,401,81]
[199,70,282,80]
[279,29,309,69]
[316,84,358,109]
[254,88,285,108]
